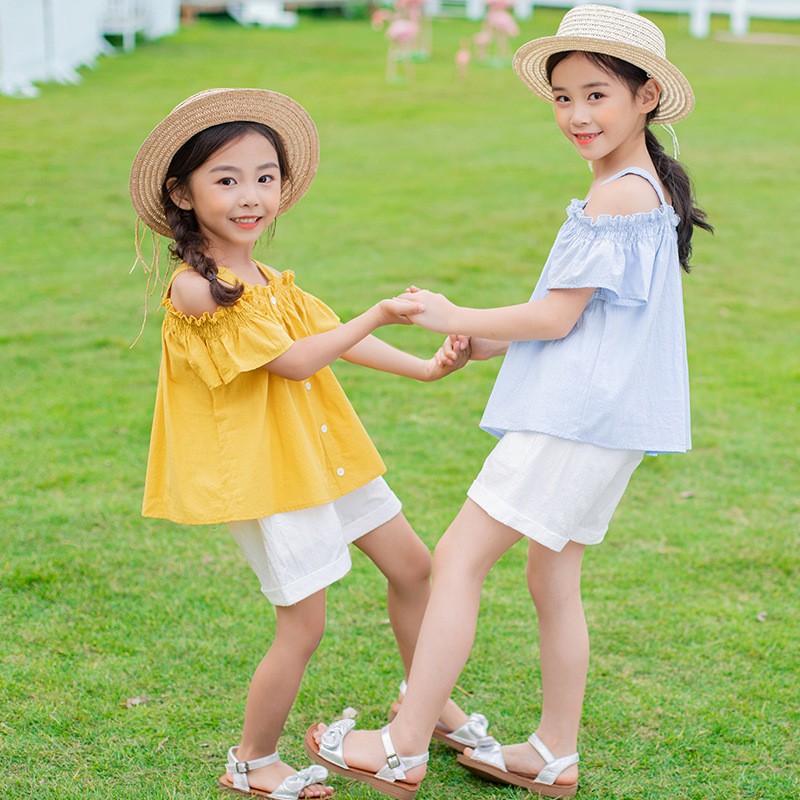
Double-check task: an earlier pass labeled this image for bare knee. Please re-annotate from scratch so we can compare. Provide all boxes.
[526,544,584,611]
[393,536,432,588]
[433,528,487,585]
[275,597,326,660]
[364,519,432,592]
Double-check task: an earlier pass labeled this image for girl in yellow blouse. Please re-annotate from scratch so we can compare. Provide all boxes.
[129,89,481,800]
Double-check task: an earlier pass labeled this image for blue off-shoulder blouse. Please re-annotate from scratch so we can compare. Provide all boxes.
[480,167,691,455]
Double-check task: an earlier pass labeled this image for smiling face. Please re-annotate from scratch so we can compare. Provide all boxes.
[170,131,283,265]
[550,52,660,173]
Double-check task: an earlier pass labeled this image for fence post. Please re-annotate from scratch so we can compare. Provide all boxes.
[466,0,485,21]
[513,0,533,20]
[690,0,711,37]
[730,0,750,35]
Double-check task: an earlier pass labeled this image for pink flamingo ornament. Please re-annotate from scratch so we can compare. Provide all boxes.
[455,38,472,78]
[473,28,491,62]
[373,0,433,82]
[478,0,519,65]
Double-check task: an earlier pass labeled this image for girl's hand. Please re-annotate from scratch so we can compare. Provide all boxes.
[425,334,471,381]
[375,296,425,326]
[397,288,455,334]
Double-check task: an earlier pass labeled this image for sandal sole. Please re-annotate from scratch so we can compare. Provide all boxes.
[218,774,331,799]
[431,728,470,753]
[303,725,422,800]
[456,754,578,798]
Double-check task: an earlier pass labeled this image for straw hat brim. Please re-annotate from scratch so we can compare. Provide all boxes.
[514,36,694,124]
[130,88,319,239]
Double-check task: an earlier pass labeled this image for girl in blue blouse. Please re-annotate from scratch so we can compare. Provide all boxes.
[305,6,712,798]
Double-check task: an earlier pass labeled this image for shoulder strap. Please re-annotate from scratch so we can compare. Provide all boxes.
[601,167,665,205]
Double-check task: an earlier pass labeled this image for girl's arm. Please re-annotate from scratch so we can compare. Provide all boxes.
[169,272,428,381]
[399,287,508,361]
[401,286,595,342]
[263,298,426,381]
[341,333,470,382]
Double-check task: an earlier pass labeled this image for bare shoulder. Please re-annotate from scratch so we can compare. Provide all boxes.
[584,173,662,220]
[169,269,219,317]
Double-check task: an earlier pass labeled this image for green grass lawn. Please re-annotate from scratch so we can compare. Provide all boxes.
[1,9,798,799]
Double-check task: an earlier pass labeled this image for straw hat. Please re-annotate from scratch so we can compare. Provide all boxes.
[130,88,319,238]
[513,4,694,124]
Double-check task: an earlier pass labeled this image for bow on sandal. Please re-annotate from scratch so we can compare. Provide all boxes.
[304,719,428,800]
[219,747,330,799]
[390,680,491,754]
[457,733,579,798]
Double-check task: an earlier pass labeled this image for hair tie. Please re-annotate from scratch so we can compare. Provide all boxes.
[208,274,218,283]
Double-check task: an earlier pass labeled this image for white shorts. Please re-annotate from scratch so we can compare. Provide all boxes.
[228,477,402,606]
[467,431,643,552]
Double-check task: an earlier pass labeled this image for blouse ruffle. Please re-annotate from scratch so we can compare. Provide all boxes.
[162,270,339,389]
[545,200,680,306]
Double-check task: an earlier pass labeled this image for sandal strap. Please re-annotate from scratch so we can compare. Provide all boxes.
[470,735,508,772]
[375,725,429,783]
[319,718,357,769]
[270,765,330,800]
[446,712,490,746]
[527,733,579,786]
[228,748,281,774]
[226,747,281,792]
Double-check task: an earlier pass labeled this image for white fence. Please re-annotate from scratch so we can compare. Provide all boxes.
[0,0,180,98]
[437,0,799,33]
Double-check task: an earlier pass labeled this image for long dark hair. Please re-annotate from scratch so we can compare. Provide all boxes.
[546,51,712,272]
[161,121,292,305]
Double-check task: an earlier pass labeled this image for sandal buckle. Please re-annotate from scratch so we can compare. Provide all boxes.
[386,752,401,770]
[234,760,249,774]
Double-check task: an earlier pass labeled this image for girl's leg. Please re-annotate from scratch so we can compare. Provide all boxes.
[353,513,431,677]
[354,512,465,731]
[315,499,522,780]
[492,539,586,786]
[232,588,332,798]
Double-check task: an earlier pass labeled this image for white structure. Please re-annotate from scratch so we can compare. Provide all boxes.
[0,0,180,97]
[227,1,298,28]
[102,0,181,51]
[456,0,800,31]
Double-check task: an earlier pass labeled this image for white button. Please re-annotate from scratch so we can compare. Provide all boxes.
[321,425,328,433]
[336,468,345,476]
[271,296,277,305]
[305,382,311,390]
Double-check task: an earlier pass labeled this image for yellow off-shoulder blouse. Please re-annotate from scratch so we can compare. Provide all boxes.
[142,264,386,524]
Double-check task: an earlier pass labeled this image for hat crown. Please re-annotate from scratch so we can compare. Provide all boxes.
[172,88,228,114]
[557,4,666,58]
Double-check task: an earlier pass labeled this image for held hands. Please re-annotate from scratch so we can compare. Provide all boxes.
[375,296,426,326]
[398,285,456,334]
[426,334,471,381]
[400,285,471,380]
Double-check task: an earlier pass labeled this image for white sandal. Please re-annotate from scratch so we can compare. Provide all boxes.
[304,719,428,800]
[456,733,579,798]
[219,747,329,799]
[391,680,491,754]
